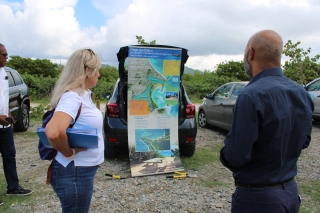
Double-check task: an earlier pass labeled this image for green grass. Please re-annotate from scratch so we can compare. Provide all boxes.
[13,131,38,137]
[181,144,231,187]
[181,144,223,170]
[0,175,55,213]
[298,180,320,212]
[30,97,50,104]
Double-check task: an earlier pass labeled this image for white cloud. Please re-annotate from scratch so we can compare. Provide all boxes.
[0,0,319,72]
[186,54,244,72]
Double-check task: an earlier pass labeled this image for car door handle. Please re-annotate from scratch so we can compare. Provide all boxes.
[219,103,224,106]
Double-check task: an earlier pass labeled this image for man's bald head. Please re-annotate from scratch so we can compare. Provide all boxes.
[248,30,283,63]
[244,30,283,77]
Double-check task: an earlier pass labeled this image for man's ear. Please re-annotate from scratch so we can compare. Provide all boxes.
[248,48,254,60]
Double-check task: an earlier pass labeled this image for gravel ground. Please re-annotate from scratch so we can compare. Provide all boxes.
[1,120,320,213]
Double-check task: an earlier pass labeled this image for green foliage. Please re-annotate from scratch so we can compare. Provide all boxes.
[21,73,57,99]
[29,104,51,119]
[283,40,320,84]
[91,65,119,100]
[99,64,118,82]
[6,56,61,78]
[182,71,239,100]
[7,55,118,100]
[136,35,156,44]
[91,77,116,100]
[215,60,250,81]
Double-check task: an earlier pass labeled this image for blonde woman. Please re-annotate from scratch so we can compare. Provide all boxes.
[45,49,104,213]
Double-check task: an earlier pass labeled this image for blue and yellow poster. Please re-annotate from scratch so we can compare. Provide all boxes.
[127,46,184,177]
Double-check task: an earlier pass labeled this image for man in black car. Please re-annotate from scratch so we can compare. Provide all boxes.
[220,30,314,212]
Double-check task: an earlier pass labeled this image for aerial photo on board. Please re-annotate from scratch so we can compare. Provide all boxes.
[135,129,170,152]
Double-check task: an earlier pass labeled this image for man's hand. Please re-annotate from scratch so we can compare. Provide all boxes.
[0,115,13,126]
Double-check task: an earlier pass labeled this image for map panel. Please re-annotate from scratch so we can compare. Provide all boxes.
[127,46,184,177]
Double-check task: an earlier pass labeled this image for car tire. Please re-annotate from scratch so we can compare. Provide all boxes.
[105,142,117,158]
[14,103,30,132]
[179,140,196,157]
[198,110,208,128]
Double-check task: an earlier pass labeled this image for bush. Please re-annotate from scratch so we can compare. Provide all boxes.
[29,104,51,119]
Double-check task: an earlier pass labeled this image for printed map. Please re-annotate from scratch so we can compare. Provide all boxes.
[128,58,180,117]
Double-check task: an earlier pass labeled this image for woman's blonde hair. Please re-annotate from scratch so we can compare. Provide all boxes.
[50,49,101,108]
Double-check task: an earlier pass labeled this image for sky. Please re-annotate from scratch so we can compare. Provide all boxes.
[0,0,320,71]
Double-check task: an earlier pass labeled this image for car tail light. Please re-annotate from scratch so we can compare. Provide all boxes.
[185,104,195,119]
[186,137,194,143]
[106,103,119,118]
[107,137,118,142]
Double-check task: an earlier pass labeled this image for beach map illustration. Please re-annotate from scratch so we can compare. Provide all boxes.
[127,46,184,177]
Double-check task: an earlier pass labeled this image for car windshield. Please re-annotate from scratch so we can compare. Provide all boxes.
[214,84,233,99]
[307,80,320,91]
[231,84,246,99]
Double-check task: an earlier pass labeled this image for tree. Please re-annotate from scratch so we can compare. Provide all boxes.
[6,56,61,78]
[283,40,320,84]
[91,65,119,100]
[215,60,250,81]
[136,35,156,44]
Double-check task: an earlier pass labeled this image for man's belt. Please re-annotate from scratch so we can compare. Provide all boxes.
[235,177,294,189]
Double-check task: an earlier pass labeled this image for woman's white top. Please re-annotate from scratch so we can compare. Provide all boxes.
[54,90,104,167]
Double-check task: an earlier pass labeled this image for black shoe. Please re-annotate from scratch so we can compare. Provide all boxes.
[0,200,3,206]
[6,186,32,196]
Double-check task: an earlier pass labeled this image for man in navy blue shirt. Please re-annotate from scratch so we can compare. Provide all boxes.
[220,30,314,212]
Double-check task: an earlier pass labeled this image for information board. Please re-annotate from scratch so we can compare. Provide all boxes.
[127,46,184,177]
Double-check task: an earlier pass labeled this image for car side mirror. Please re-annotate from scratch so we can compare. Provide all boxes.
[205,94,213,99]
[104,92,111,99]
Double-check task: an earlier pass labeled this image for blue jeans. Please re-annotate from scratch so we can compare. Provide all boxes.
[232,179,301,213]
[0,126,20,191]
[50,160,99,213]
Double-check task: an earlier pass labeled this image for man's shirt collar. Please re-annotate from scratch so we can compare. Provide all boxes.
[247,68,284,86]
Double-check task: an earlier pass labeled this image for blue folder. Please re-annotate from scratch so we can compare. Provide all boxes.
[37,128,98,148]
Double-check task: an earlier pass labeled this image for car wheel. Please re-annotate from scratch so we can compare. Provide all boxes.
[313,118,320,122]
[198,110,208,128]
[179,140,196,157]
[104,142,117,158]
[14,104,30,132]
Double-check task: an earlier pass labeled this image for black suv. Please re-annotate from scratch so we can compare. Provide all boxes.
[5,67,30,132]
[103,45,197,157]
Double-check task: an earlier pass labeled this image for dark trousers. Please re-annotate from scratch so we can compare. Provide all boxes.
[232,179,301,213]
[0,126,19,191]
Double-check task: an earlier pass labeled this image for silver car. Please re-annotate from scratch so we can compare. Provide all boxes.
[305,77,320,121]
[198,81,249,131]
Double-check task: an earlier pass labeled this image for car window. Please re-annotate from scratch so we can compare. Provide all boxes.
[307,80,320,91]
[11,72,23,85]
[214,84,233,99]
[231,84,246,99]
[6,71,15,87]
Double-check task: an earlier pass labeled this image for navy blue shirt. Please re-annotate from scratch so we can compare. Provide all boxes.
[220,68,314,184]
